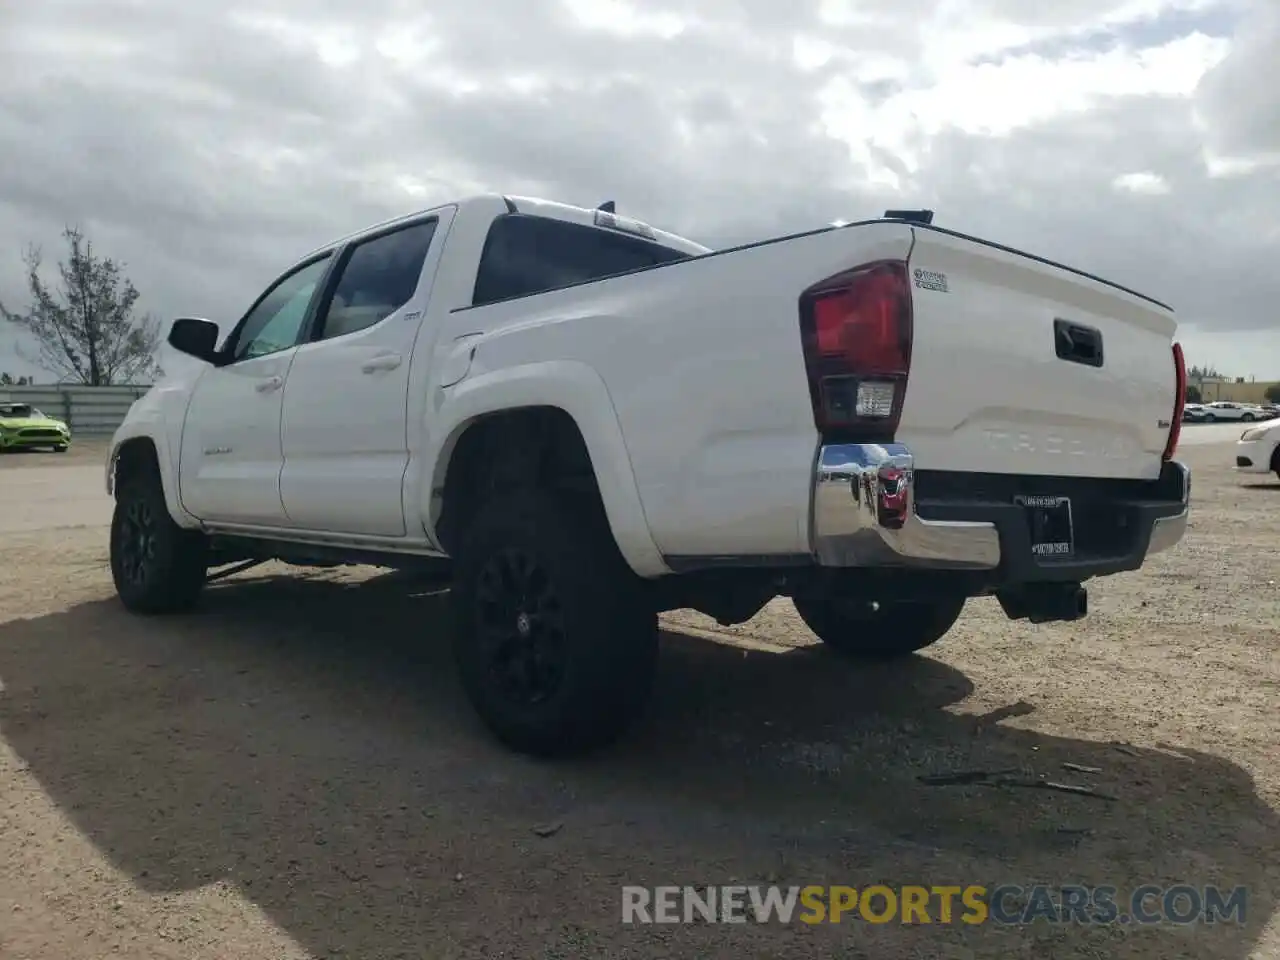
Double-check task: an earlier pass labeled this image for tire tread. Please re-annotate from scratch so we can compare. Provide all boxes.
[451,489,658,757]
[792,592,965,659]
[110,470,207,614]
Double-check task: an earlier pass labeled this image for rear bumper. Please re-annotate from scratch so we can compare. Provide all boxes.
[811,443,1189,583]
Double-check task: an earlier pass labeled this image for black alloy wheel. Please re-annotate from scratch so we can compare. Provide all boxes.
[451,489,659,757]
[114,495,159,590]
[109,470,208,614]
[473,546,569,708]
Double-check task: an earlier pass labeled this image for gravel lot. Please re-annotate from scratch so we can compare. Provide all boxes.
[0,432,1277,959]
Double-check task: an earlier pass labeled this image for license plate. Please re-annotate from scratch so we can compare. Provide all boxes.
[1016,494,1075,558]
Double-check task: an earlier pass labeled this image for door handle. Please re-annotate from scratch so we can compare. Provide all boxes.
[255,375,283,393]
[1053,319,1104,368]
[361,353,403,374]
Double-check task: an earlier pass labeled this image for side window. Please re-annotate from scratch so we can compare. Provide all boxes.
[472,215,691,306]
[231,255,332,362]
[314,219,438,341]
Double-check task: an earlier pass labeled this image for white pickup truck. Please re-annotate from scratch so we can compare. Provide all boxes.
[106,194,1191,756]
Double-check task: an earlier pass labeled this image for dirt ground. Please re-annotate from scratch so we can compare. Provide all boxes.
[0,435,1277,959]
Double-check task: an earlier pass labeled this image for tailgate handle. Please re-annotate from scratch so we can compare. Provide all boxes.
[1054,319,1103,368]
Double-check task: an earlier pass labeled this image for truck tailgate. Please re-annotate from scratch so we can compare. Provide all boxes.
[900,227,1178,480]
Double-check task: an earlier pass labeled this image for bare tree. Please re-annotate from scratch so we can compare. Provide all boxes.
[0,226,161,385]
[1187,363,1224,380]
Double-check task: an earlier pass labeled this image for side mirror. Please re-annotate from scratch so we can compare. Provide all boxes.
[167,317,221,363]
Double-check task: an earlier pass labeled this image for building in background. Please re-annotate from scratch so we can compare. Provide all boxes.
[1189,374,1280,404]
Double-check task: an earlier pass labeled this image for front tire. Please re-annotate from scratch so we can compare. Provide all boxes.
[451,489,658,757]
[52,444,67,453]
[110,469,208,614]
[792,592,967,659]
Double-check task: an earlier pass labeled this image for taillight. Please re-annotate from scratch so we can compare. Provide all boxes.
[798,261,913,442]
[1163,341,1186,461]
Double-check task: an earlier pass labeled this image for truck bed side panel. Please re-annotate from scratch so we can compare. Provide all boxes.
[450,224,916,559]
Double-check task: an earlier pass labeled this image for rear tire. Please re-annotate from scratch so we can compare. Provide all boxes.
[451,489,659,757]
[110,467,208,614]
[792,592,967,659]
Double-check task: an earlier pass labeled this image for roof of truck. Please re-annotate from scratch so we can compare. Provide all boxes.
[502,196,712,256]
[308,193,711,261]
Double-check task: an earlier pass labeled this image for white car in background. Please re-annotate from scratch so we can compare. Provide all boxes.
[1236,420,1280,480]
[1202,401,1264,422]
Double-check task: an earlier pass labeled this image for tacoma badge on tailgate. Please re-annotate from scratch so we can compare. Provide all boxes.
[912,268,948,293]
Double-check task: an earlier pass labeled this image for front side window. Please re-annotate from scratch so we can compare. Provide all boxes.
[231,255,332,362]
[472,215,691,306]
[314,219,438,341]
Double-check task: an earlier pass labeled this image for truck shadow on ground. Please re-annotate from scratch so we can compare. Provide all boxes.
[0,570,1274,959]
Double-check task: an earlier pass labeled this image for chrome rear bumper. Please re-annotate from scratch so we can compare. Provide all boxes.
[1146,461,1190,555]
[811,443,1001,569]
[810,443,1190,575]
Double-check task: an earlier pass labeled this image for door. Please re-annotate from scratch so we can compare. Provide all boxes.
[178,253,334,525]
[278,215,445,536]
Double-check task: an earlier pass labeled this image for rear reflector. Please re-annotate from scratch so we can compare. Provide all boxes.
[798,261,913,441]
[1163,341,1185,461]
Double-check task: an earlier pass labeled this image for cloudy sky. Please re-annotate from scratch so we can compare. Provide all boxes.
[0,0,1277,382]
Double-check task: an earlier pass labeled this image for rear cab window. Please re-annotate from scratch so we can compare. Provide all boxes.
[472,214,694,307]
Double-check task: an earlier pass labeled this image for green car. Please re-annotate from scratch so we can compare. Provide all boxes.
[0,402,71,453]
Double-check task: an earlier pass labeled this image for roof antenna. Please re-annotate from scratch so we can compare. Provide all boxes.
[597,200,616,213]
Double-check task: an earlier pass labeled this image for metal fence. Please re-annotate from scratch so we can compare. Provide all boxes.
[0,385,151,437]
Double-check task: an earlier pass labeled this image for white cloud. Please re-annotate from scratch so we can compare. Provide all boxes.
[813,29,1228,192]
[1113,171,1172,193]
[1194,0,1280,166]
[0,0,1276,382]
[560,0,688,38]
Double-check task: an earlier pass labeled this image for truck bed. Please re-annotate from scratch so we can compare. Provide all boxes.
[451,209,1182,563]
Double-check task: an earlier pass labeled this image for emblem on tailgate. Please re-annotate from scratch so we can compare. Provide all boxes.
[979,429,1135,460]
[912,268,948,293]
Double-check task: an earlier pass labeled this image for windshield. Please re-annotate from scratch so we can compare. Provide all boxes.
[0,404,35,418]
